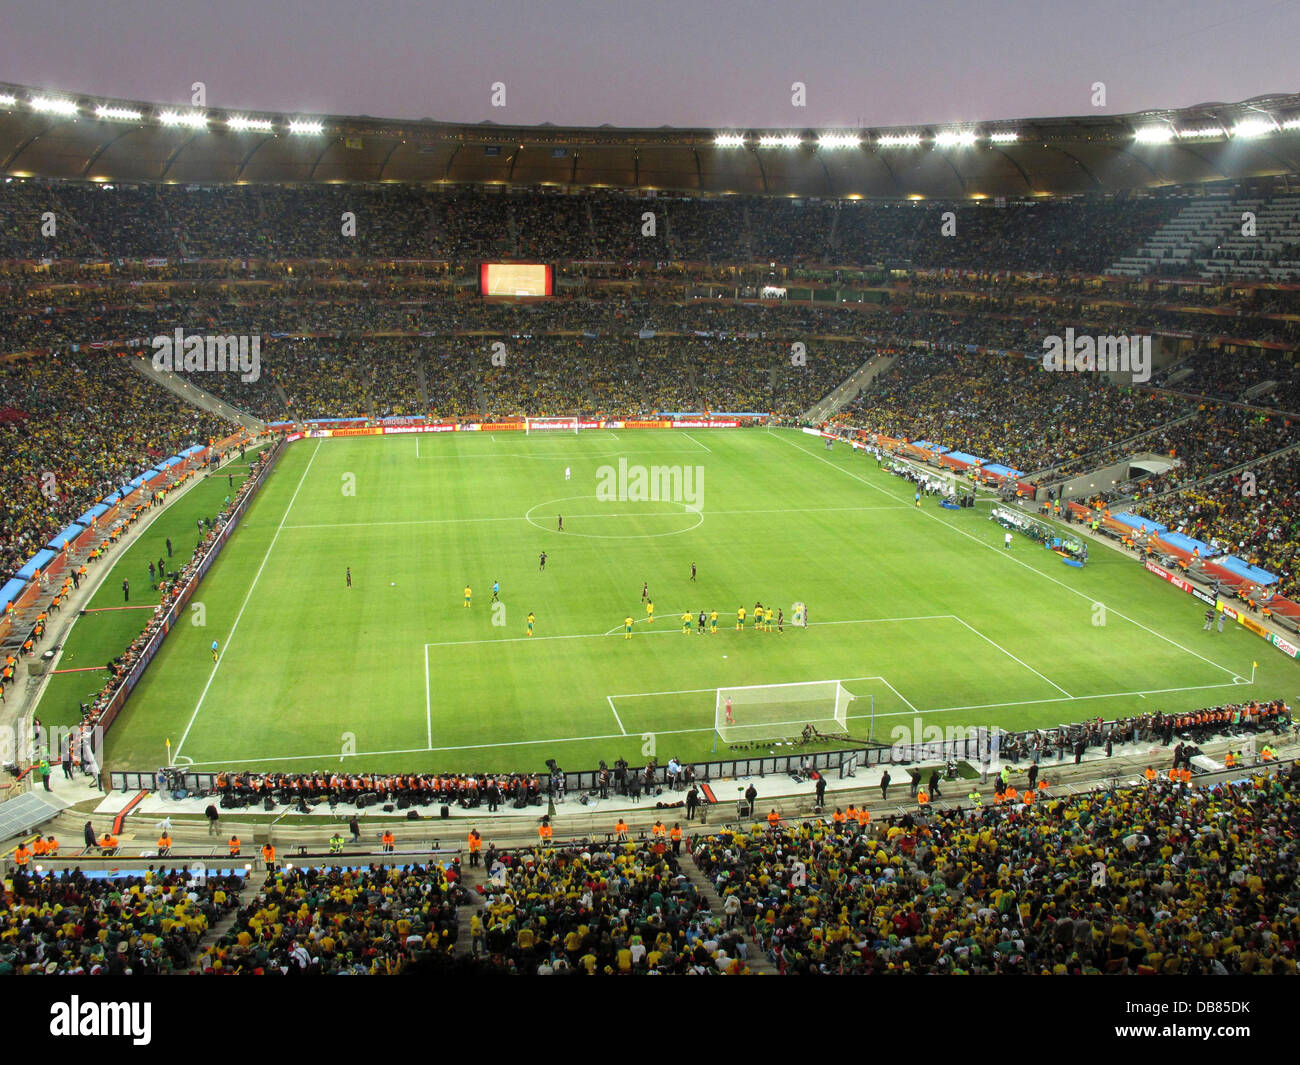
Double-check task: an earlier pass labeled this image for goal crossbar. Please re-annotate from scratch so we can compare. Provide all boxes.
[714,679,853,750]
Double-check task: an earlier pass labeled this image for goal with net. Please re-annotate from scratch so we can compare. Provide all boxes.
[525,416,580,434]
[713,680,856,750]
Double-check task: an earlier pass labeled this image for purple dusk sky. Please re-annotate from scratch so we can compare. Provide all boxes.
[1,0,1296,128]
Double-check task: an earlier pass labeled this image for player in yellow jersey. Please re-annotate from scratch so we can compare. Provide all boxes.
[709,609,718,634]
[764,606,774,632]
[646,599,654,624]
[464,584,471,607]
[624,616,633,639]
[681,611,692,634]
[736,606,745,631]
[526,611,535,636]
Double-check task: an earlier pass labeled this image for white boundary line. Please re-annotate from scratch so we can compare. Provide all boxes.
[415,435,419,459]
[680,431,712,453]
[173,440,321,759]
[605,696,628,735]
[877,676,920,714]
[773,431,1241,682]
[411,448,712,461]
[179,673,1260,767]
[282,502,909,533]
[424,645,432,748]
[433,613,951,649]
[949,615,1072,697]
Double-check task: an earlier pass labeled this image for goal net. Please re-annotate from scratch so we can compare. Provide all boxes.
[525,416,579,434]
[714,680,853,749]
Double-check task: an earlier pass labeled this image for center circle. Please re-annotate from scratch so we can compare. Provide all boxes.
[524,495,704,539]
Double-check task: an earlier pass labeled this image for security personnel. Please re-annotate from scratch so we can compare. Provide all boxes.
[467,828,482,867]
[831,807,847,828]
[651,820,667,840]
[1224,751,1237,769]
[228,835,241,857]
[261,841,276,871]
[44,836,58,856]
[329,833,345,854]
[32,837,47,857]
[968,789,982,808]
[766,809,780,829]
[855,807,871,830]
[157,832,173,856]
[614,818,628,842]
[538,819,553,845]
[381,830,395,852]
[13,840,33,868]
[1144,766,1157,783]
[669,823,683,856]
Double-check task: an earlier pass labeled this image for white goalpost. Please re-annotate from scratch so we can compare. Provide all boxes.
[525,416,580,435]
[713,679,854,751]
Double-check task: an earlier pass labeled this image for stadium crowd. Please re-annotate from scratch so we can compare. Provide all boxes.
[1,181,1192,271]
[473,840,752,974]
[0,865,243,975]
[691,767,1300,974]
[1136,451,1300,597]
[196,862,463,975]
[0,352,227,581]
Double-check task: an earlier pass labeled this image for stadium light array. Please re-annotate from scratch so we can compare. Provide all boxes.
[934,130,978,148]
[1231,117,1277,139]
[818,132,861,149]
[1134,126,1175,144]
[713,132,745,147]
[758,133,801,148]
[159,110,208,128]
[876,132,922,147]
[988,131,1019,144]
[30,96,78,115]
[1175,125,1224,140]
[227,115,273,132]
[288,119,324,135]
[95,104,142,122]
[0,93,16,108]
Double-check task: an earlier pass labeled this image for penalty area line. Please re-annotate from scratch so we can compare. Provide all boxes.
[606,696,628,735]
[773,431,1241,684]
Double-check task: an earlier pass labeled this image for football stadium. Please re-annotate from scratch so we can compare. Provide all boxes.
[1,11,1299,1010]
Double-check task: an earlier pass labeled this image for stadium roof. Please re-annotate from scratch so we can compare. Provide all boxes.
[2,82,1299,198]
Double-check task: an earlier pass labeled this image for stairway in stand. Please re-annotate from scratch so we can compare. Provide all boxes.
[680,851,777,974]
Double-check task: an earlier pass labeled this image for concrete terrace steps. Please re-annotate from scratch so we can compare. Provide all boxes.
[1113,438,1300,507]
[679,853,778,974]
[803,352,898,424]
[132,356,265,433]
[187,907,244,973]
[1029,409,1200,483]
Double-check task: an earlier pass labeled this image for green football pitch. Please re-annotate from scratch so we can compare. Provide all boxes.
[51,427,1292,775]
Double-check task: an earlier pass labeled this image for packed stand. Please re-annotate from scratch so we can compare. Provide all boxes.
[198,863,463,974]
[475,841,751,974]
[691,761,1299,974]
[0,865,243,975]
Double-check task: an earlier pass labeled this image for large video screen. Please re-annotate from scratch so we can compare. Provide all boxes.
[480,262,553,297]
